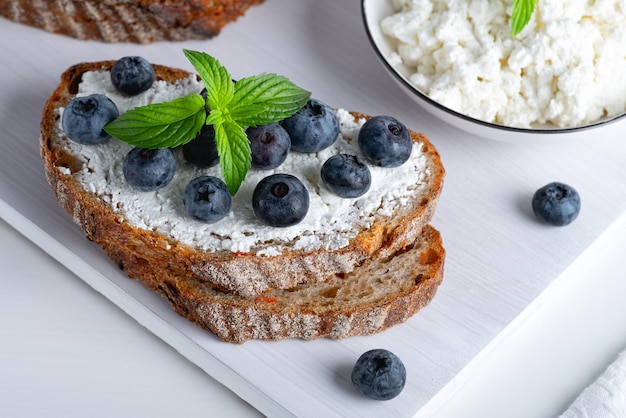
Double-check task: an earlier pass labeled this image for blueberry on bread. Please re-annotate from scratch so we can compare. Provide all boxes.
[39,55,446,341]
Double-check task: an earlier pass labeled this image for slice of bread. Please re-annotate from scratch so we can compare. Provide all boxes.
[40,61,445,298]
[108,224,444,343]
[1,0,264,43]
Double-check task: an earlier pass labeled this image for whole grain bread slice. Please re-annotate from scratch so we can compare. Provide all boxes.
[40,61,445,297]
[1,0,264,43]
[106,224,444,343]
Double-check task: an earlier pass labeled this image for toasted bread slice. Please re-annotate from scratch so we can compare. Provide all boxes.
[107,224,444,343]
[1,0,264,43]
[40,61,445,297]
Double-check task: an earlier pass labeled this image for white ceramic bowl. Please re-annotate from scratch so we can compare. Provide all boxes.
[361,0,626,142]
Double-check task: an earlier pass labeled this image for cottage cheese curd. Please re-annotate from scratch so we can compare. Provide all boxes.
[382,0,626,128]
[58,71,430,256]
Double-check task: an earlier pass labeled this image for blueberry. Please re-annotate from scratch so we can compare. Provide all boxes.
[280,98,339,153]
[247,122,291,170]
[123,147,176,192]
[351,349,406,401]
[61,94,119,145]
[110,56,155,96]
[183,176,231,223]
[182,124,219,168]
[358,116,412,167]
[532,182,581,226]
[253,174,309,227]
[321,154,371,198]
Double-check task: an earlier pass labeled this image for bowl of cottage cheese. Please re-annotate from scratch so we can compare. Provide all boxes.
[362,0,626,141]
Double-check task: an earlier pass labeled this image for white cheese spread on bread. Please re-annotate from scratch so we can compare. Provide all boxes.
[57,70,431,256]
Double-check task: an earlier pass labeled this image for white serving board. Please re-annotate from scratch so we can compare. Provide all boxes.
[1,1,625,417]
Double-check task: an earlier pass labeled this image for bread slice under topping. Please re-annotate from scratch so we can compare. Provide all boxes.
[40,61,445,297]
[107,224,445,343]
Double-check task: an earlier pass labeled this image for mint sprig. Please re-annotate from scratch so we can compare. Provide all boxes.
[511,0,537,37]
[104,49,311,195]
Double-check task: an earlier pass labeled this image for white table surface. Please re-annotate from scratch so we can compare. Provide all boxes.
[2,1,626,417]
[3,212,626,417]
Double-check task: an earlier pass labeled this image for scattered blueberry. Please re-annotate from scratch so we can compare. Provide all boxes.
[183,176,231,223]
[281,98,339,153]
[123,147,176,192]
[358,116,412,167]
[321,154,371,198]
[61,94,119,145]
[532,182,581,226]
[182,124,220,168]
[110,56,155,96]
[252,174,309,227]
[351,349,406,401]
[247,122,291,170]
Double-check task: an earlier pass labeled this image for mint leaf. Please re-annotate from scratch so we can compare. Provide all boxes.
[104,93,206,149]
[183,49,234,108]
[182,50,309,195]
[511,0,537,37]
[213,120,251,195]
[230,74,311,127]
[103,49,311,196]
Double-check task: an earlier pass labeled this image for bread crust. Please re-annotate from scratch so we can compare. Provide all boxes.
[1,0,264,43]
[40,61,445,297]
[107,225,445,343]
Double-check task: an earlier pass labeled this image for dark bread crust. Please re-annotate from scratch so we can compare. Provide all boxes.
[40,61,445,297]
[1,0,264,43]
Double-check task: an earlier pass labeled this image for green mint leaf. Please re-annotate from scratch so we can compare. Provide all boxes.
[183,49,234,108]
[118,49,308,195]
[213,119,251,196]
[511,0,537,37]
[183,50,309,195]
[104,93,206,149]
[229,74,311,127]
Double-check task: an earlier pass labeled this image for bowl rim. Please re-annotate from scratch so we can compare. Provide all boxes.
[360,0,626,135]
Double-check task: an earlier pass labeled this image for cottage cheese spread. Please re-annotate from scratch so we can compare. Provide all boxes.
[58,71,430,256]
[382,0,626,128]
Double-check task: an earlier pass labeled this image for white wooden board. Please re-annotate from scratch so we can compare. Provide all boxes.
[1,1,626,416]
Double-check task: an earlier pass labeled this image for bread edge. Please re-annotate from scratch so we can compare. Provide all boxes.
[107,224,445,343]
[1,0,265,44]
